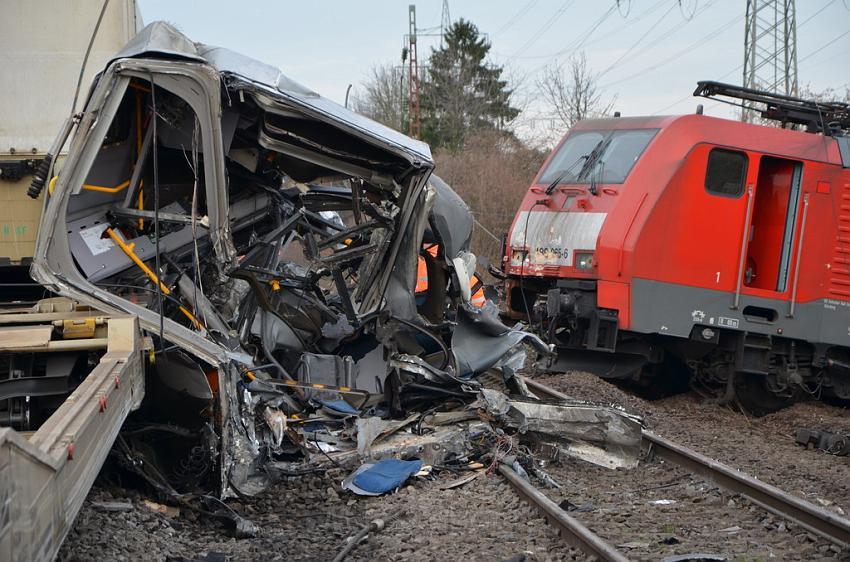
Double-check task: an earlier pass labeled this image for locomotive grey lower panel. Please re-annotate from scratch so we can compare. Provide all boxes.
[630,278,850,347]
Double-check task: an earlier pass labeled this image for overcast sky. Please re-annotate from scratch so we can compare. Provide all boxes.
[137,0,849,144]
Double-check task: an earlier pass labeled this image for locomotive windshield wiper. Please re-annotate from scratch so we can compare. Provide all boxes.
[576,137,611,183]
[545,138,612,195]
[544,153,592,195]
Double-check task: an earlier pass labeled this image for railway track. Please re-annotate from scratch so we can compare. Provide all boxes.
[495,375,850,562]
[498,462,630,562]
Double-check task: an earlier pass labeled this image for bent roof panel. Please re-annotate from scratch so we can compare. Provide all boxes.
[108,21,432,164]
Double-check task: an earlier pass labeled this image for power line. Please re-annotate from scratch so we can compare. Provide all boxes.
[651,1,839,115]
[653,26,850,116]
[508,4,619,61]
[798,0,837,26]
[798,28,850,63]
[494,0,539,36]
[597,2,678,78]
[678,0,699,20]
[579,0,668,51]
[493,0,656,61]
[598,0,721,80]
[805,45,850,72]
[472,216,503,244]
[509,0,575,60]
[601,9,742,89]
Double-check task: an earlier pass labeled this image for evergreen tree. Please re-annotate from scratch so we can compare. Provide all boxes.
[421,19,519,150]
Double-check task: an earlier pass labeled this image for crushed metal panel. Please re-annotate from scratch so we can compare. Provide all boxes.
[279,421,490,471]
[28,19,552,504]
[110,22,431,164]
[478,389,644,469]
[428,174,473,258]
[451,306,551,376]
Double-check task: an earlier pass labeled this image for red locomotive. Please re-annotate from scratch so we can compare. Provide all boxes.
[503,82,850,415]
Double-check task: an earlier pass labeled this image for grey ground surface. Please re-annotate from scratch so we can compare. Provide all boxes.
[60,369,850,561]
[537,370,850,561]
[58,467,579,561]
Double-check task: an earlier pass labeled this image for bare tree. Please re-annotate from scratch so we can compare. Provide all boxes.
[352,64,405,131]
[435,128,545,267]
[537,52,616,130]
[800,84,850,104]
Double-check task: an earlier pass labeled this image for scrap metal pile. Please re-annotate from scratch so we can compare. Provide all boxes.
[29,22,642,506]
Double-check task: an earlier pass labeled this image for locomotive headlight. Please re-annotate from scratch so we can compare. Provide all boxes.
[574,252,594,270]
[510,249,528,267]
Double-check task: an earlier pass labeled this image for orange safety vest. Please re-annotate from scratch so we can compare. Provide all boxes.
[416,246,485,307]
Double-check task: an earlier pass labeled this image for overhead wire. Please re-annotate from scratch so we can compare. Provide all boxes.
[650,1,843,115]
[472,215,502,244]
[598,0,720,80]
[806,46,850,73]
[579,0,668,51]
[509,4,618,62]
[513,0,712,127]
[799,0,838,26]
[798,28,850,64]
[678,0,699,21]
[508,0,575,60]
[602,8,742,89]
[697,26,850,116]
[494,0,539,36]
[596,2,678,79]
[514,0,704,73]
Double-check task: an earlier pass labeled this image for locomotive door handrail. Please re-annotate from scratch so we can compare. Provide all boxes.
[788,193,810,318]
[733,184,755,309]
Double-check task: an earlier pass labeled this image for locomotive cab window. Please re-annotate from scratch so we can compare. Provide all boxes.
[705,148,747,197]
[538,129,658,186]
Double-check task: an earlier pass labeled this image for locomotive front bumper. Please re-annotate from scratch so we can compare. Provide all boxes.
[505,277,618,353]
[538,281,619,353]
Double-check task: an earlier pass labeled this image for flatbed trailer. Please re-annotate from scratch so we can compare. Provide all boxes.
[0,5,143,556]
[0,302,144,561]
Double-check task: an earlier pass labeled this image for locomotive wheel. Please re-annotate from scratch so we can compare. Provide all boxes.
[732,372,796,417]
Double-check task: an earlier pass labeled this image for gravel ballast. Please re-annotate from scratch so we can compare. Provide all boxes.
[60,369,850,561]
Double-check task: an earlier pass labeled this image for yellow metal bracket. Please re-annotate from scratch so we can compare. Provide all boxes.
[57,317,99,339]
[105,228,203,330]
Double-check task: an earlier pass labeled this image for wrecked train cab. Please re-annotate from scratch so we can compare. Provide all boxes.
[31,22,547,497]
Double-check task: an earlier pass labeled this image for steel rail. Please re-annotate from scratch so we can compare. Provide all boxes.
[498,463,631,562]
[520,376,850,547]
[643,430,850,546]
